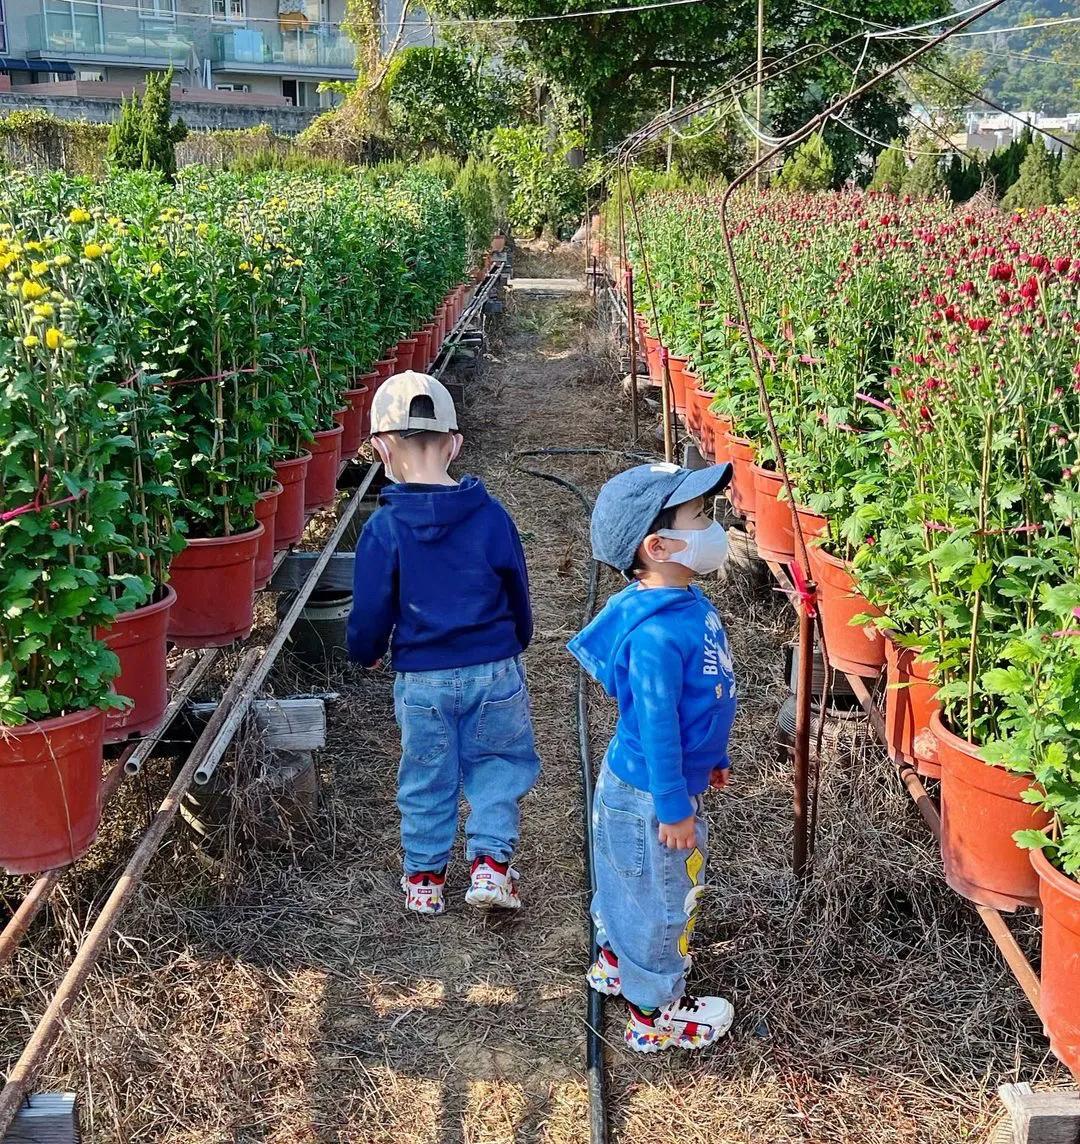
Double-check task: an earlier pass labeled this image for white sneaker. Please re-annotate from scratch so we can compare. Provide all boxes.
[402,870,446,915]
[586,947,693,998]
[625,993,734,1053]
[465,857,521,910]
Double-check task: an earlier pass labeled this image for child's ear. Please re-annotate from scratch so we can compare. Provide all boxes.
[641,532,668,563]
[448,432,463,463]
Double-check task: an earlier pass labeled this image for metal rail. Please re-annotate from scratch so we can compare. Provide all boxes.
[431,257,506,379]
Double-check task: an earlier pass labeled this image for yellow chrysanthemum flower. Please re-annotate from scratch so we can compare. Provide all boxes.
[54,254,72,267]
[150,262,162,276]
[22,335,40,348]
[83,243,104,260]
[34,302,55,319]
[44,327,63,350]
[30,261,49,277]
[68,208,91,224]
[21,281,47,300]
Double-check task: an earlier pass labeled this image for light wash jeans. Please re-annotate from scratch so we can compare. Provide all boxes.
[591,759,708,1009]
[393,656,541,875]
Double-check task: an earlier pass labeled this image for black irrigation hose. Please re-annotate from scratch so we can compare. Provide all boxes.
[514,445,660,1144]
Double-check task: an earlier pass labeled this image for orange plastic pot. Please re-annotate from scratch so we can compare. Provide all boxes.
[254,482,282,590]
[374,356,398,386]
[272,451,311,550]
[723,431,757,521]
[643,333,661,382]
[883,637,940,779]
[97,585,176,743]
[806,543,885,677]
[795,504,829,540]
[396,338,417,373]
[167,523,263,648]
[751,465,795,563]
[686,384,706,441]
[667,355,689,415]
[420,324,437,369]
[0,707,105,874]
[339,385,369,457]
[706,411,733,464]
[304,424,344,511]
[413,328,432,370]
[933,712,1050,911]
[1032,847,1080,1081]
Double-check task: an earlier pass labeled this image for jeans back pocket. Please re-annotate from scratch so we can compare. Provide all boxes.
[597,799,646,878]
[400,701,450,766]
[475,684,530,750]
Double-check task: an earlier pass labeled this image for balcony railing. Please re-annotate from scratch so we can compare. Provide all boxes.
[22,8,355,72]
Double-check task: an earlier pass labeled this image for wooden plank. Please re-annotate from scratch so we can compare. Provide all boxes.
[270,552,354,594]
[187,698,326,751]
[999,1084,1080,1144]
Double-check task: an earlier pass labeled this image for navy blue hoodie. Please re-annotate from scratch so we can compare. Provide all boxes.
[346,476,532,672]
[568,584,737,823]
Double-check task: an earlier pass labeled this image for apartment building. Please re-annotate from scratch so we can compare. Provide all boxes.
[0,0,357,108]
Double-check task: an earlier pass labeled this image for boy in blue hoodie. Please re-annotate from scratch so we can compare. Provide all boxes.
[568,461,738,1053]
[347,372,539,916]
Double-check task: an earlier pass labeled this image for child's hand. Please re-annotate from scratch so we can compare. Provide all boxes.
[658,814,697,850]
[709,766,731,790]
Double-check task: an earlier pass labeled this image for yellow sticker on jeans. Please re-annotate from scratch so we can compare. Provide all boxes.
[678,848,705,958]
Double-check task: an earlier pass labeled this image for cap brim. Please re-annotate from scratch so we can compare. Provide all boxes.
[663,463,734,510]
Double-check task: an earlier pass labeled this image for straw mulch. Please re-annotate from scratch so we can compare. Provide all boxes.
[0,243,1069,1143]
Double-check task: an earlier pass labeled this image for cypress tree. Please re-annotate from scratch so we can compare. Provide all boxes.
[107,92,143,171]
[1002,137,1060,210]
[902,150,945,199]
[1060,148,1080,201]
[778,134,836,193]
[868,143,907,193]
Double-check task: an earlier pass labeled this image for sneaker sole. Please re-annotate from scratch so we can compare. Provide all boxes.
[465,887,521,910]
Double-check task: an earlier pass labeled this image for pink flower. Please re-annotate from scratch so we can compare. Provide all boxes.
[968,317,991,334]
[989,262,1014,282]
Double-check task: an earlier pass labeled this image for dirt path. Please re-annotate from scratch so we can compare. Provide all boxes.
[2,246,1068,1144]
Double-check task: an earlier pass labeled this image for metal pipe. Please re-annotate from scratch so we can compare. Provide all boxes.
[0,648,263,1139]
[626,267,639,445]
[192,465,377,786]
[792,592,815,878]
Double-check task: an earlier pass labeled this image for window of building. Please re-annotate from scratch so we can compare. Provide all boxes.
[42,0,105,55]
[212,0,246,22]
[0,0,7,54]
[139,0,176,22]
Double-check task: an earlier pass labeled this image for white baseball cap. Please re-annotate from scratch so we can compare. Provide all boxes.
[369,371,459,437]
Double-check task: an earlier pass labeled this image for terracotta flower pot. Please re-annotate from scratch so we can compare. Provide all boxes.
[667,355,690,415]
[492,235,506,252]
[340,384,371,456]
[643,333,661,382]
[97,585,176,743]
[723,431,757,521]
[706,410,733,464]
[686,384,707,442]
[421,324,437,370]
[395,338,417,373]
[932,711,1050,911]
[304,424,344,511]
[751,464,796,564]
[806,543,885,677]
[883,637,940,779]
[1032,846,1080,1081]
[254,482,283,590]
[168,524,264,648]
[413,329,432,372]
[795,504,829,540]
[374,356,398,386]
[273,451,311,550]
[0,707,105,874]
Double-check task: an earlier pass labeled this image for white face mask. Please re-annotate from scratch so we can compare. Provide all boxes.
[658,521,730,575]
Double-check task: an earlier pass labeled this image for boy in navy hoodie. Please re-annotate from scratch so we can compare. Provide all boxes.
[568,462,738,1053]
[347,372,538,915]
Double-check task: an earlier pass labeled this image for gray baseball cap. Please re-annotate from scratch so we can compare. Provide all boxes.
[370,371,458,437]
[591,461,733,572]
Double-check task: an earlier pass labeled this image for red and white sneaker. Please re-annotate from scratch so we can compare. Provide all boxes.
[401,870,446,915]
[586,947,693,998]
[624,993,734,1053]
[587,948,622,995]
[465,856,521,910]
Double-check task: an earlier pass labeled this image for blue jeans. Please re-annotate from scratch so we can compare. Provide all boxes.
[591,759,708,1009]
[394,656,541,875]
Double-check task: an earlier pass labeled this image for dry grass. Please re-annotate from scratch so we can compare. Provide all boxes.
[0,248,1070,1144]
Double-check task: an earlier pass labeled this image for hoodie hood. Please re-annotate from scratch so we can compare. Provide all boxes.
[379,474,489,541]
[568,583,703,696]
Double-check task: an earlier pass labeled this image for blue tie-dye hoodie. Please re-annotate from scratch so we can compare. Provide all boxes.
[568,583,737,824]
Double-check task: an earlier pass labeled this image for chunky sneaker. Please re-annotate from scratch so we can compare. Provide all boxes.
[586,947,693,998]
[587,948,622,995]
[465,856,521,910]
[624,993,734,1053]
[401,870,446,915]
